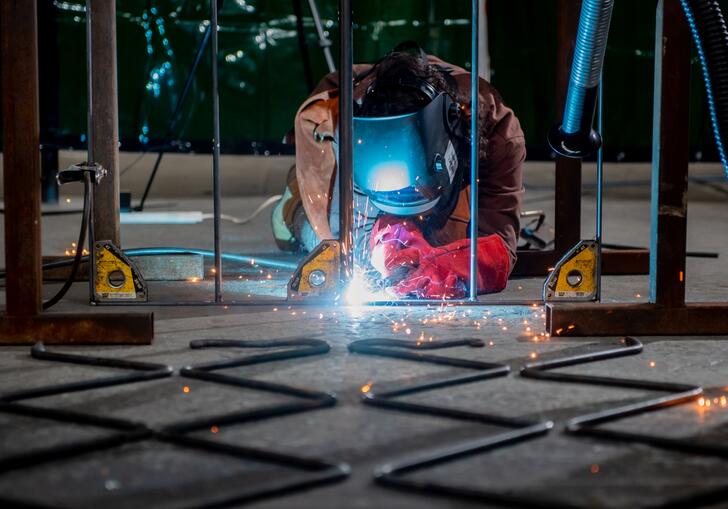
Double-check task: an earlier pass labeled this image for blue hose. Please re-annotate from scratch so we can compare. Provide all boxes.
[124,248,298,271]
[680,0,728,177]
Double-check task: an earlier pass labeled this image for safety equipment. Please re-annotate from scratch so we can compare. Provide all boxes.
[352,91,464,217]
[370,216,510,298]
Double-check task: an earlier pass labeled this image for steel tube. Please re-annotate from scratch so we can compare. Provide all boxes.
[211,0,223,303]
[1,0,43,316]
[469,0,480,302]
[596,80,604,301]
[85,0,97,303]
[87,0,121,246]
[338,0,354,288]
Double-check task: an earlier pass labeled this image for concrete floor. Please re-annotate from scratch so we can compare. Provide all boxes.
[0,158,727,508]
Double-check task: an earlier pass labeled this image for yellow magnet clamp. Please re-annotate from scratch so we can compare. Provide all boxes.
[543,240,599,302]
[93,240,148,302]
[287,239,341,301]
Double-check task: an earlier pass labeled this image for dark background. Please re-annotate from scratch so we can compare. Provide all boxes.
[10,0,728,162]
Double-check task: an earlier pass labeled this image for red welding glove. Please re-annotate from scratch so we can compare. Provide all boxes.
[393,235,511,299]
[370,215,433,278]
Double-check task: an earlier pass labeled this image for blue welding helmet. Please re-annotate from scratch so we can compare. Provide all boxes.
[351,92,464,217]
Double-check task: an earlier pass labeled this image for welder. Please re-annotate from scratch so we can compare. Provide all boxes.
[273,42,524,298]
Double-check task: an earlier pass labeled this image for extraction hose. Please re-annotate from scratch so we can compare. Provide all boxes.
[549,0,614,158]
[680,0,728,177]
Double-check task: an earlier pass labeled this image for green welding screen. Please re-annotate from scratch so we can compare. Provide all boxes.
[16,0,728,161]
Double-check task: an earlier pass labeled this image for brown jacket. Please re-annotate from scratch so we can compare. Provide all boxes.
[293,55,525,268]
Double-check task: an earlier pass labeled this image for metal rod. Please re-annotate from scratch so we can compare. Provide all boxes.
[308,0,336,73]
[595,79,603,301]
[211,0,223,303]
[85,0,96,303]
[338,0,354,289]
[469,0,480,302]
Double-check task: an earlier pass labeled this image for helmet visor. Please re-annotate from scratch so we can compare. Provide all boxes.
[352,93,455,216]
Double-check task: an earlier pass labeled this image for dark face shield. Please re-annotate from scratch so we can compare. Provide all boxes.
[350,93,462,216]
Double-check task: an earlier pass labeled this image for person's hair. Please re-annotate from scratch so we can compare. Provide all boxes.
[357,50,489,162]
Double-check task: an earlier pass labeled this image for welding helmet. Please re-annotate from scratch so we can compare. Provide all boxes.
[351,79,465,217]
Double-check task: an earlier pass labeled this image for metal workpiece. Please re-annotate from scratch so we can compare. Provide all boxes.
[0,340,349,506]
[353,336,724,507]
[349,338,556,507]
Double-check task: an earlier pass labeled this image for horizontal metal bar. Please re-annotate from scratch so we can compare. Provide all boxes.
[0,313,154,344]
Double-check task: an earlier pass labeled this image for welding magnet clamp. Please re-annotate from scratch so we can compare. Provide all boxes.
[287,239,341,301]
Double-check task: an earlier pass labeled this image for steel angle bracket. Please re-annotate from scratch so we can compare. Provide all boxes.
[543,239,599,302]
[287,239,341,301]
[93,240,147,303]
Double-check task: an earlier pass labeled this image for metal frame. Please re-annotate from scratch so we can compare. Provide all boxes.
[354,336,728,507]
[0,0,153,344]
[0,340,349,506]
[547,0,728,336]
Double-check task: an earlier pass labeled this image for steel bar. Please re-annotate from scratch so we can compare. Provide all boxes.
[548,302,728,336]
[514,248,649,276]
[1,0,43,316]
[338,0,354,288]
[307,0,336,72]
[650,0,691,307]
[0,313,154,344]
[211,0,223,303]
[87,0,121,246]
[38,0,60,204]
[0,340,349,506]
[469,0,480,302]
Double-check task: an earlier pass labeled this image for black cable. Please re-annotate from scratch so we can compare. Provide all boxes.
[41,173,91,310]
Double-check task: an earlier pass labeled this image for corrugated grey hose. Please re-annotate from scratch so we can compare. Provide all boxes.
[549,0,614,158]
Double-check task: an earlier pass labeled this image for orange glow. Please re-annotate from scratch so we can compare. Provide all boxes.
[182,386,190,393]
[648,361,656,368]
[211,425,219,433]
[679,271,684,282]
[590,464,600,474]
[361,383,372,394]
[529,352,537,360]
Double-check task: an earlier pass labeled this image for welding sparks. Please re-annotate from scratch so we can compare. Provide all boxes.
[344,269,388,305]
[361,382,372,393]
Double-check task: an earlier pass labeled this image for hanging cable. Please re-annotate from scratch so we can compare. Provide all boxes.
[42,173,91,310]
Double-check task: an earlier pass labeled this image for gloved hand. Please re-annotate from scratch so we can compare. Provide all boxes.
[370,216,512,298]
[369,215,432,279]
[392,235,511,299]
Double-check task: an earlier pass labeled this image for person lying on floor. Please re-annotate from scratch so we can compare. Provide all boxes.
[273,42,525,299]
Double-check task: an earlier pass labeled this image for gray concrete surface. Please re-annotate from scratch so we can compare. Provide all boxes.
[0,156,727,508]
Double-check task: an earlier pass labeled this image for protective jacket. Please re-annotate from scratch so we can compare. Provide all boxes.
[285,55,525,290]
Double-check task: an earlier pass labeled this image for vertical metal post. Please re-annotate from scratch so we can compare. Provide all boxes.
[469,0,480,302]
[39,0,60,204]
[1,0,43,316]
[649,0,690,307]
[338,0,354,288]
[211,0,223,302]
[87,0,121,246]
[309,0,336,73]
[595,80,604,301]
[85,0,97,302]
[554,0,583,257]
[478,0,491,81]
